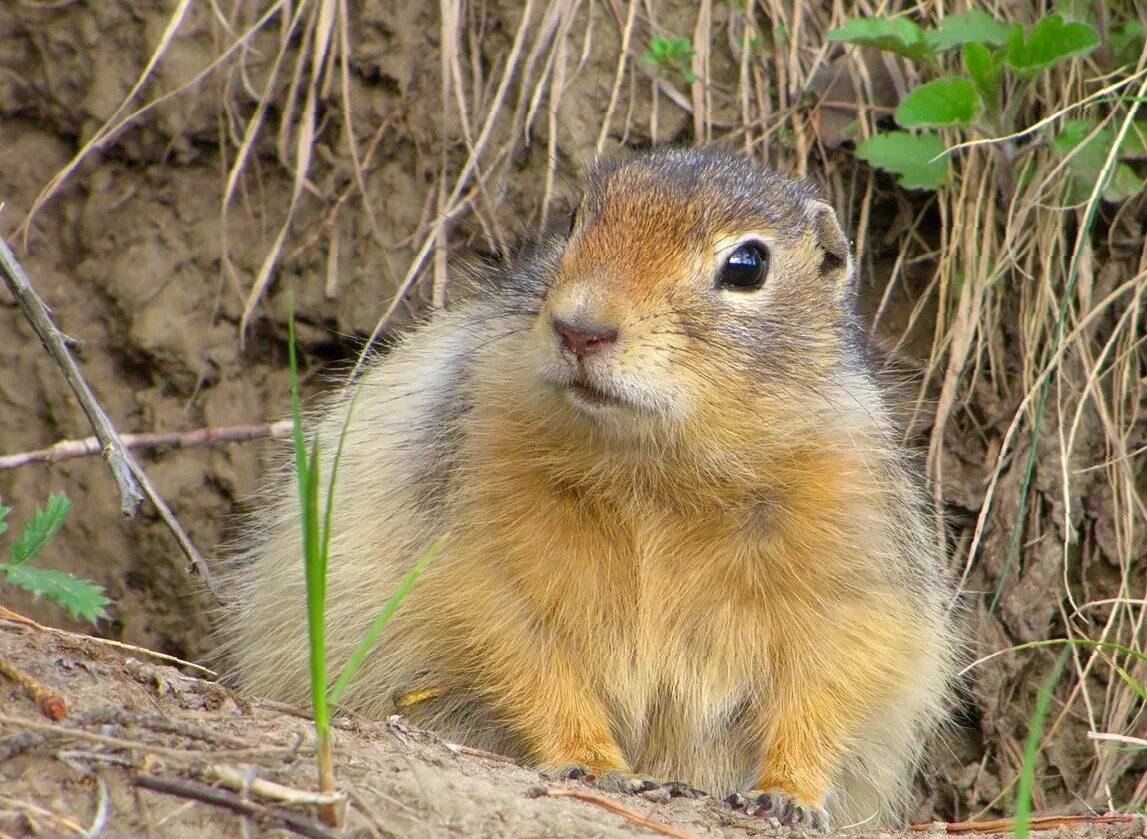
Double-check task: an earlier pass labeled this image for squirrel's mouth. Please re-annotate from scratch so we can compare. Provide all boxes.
[565,378,624,411]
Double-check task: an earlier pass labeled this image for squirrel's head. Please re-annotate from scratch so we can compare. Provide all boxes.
[515,148,858,442]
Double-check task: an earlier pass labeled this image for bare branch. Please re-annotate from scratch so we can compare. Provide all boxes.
[0,421,292,470]
[0,234,144,515]
[133,773,340,839]
[0,233,219,601]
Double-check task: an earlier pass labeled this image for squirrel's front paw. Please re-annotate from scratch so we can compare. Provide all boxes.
[594,771,703,800]
[540,763,594,782]
[726,790,829,832]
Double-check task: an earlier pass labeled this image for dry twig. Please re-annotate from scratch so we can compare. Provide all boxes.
[133,773,340,839]
[0,605,216,676]
[531,786,699,839]
[0,712,309,763]
[0,655,67,720]
[0,234,143,515]
[0,235,217,600]
[0,794,86,835]
[200,764,345,807]
[910,813,1139,834]
[0,421,292,470]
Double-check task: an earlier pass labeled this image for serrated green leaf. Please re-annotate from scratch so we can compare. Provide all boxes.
[2,564,111,623]
[855,131,949,190]
[9,493,71,566]
[0,503,10,538]
[1051,120,1147,203]
[1005,14,1100,79]
[895,77,981,129]
[963,42,1006,112]
[826,17,933,64]
[925,11,1014,52]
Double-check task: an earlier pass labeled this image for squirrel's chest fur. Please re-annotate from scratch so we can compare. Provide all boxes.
[413,390,898,782]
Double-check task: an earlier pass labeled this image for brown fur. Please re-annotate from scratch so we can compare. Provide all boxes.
[221,148,959,830]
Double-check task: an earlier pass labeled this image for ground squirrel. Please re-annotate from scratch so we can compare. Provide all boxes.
[224,148,959,830]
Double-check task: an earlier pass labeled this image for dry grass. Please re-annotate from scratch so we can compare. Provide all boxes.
[19,0,1147,820]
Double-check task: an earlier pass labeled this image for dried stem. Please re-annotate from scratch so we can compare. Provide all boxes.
[315,728,337,826]
[909,813,1138,834]
[133,773,340,839]
[0,655,67,720]
[0,234,218,601]
[533,787,699,839]
[0,421,292,470]
[0,235,143,516]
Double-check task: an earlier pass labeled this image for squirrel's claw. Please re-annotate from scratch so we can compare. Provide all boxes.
[593,771,703,799]
[541,763,592,782]
[726,790,829,832]
[543,765,703,800]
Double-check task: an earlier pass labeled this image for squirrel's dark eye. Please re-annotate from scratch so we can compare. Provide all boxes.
[567,205,579,238]
[717,242,769,290]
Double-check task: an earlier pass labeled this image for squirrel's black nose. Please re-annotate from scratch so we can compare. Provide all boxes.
[551,316,619,358]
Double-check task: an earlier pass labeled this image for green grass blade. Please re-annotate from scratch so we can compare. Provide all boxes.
[286,298,309,501]
[1014,650,1069,839]
[327,535,447,707]
[303,438,327,731]
[286,295,329,733]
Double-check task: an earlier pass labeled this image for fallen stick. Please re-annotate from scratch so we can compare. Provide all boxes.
[200,764,345,807]
[0,421,292,469]
[133,773,339,839]
[0,712,310,763]
[0,604,216,676]
[0,232,217,600]
[0,233,141,514]
[0,655,67,720]
[909,812,1138,834]
[531,786,699,839]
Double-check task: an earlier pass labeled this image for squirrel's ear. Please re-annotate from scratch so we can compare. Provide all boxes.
[808,200,852,285]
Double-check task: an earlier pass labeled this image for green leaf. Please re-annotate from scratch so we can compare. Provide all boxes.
[1051,120,1146,203]
[1,564,111,623]
[0,503,10,538]
[1110,21,1147,69]
[1122,121,1147,159]
[895,77,981,129]
[9,493,71,566]
[1005,14,1100,79]
[1052,0,1094,26]
[925,11,1014,52]
[825,17,933,64]
[963,42,1006,112]
[640,36,696,84]
[855,131,948,190]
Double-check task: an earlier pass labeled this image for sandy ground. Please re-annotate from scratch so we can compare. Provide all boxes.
[4,614,1143,839]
